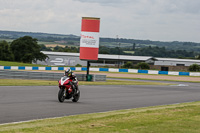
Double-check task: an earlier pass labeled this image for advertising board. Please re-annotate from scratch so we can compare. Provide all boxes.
[80,17,100,60]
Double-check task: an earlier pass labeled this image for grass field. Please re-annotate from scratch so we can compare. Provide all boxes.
[37,41,59,45]
[45,44,66,48]
[108,76,200,83]
[1,101,200,133]
[0,79,173,86]
[123,51,135,54]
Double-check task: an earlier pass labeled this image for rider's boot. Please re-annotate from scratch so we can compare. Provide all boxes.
[72,84,77,94]
[76,85,79,93]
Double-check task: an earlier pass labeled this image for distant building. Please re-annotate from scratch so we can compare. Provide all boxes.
[153,58,200,71]
[36,51,200,71]
[155,58,200,66]
[37,51,154,67]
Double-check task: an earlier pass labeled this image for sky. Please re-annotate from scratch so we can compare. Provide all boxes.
[0,0,200,42]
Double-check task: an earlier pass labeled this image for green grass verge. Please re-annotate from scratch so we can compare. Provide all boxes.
[0,79,57,86]
[108,76,200,83]
[80,80,173,86]
[1,101,200,133]
[0,61,47,67]
[0,79,173,86]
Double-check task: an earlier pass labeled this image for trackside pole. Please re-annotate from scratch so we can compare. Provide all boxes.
[86,61,90,81]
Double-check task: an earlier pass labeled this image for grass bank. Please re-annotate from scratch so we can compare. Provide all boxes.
[108,76,200,83]
[0,79,172,86]
[0,61,47,67]
[1,101,200,133]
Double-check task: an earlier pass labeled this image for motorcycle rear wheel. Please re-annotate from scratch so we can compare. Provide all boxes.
[72,91,80,102]
[58,89,65,103]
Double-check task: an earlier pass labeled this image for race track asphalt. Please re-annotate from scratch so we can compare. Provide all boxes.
[1,83,200,124]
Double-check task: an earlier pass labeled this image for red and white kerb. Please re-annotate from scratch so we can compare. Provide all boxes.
[80,17,100,60]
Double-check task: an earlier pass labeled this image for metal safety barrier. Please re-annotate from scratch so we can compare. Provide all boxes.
[0,70,106,81]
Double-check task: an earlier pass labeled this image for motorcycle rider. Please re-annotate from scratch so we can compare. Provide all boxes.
[64,68,78,94]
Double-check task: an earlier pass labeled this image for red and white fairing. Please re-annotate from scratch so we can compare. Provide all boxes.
[80,17,100,61]
[59,77,73,93]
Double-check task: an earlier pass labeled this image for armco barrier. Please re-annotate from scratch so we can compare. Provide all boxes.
[0,70,106,81]
[0,66,200,76]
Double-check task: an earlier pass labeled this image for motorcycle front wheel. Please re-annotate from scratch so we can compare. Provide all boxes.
[58,89,65,103]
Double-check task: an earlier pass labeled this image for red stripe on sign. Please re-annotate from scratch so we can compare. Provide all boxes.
[81,19,100,32]
[80,47,99,60]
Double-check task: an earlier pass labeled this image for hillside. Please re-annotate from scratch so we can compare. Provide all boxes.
[1,30,200,52]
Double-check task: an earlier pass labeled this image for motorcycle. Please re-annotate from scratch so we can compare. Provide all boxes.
[58,76,80,103]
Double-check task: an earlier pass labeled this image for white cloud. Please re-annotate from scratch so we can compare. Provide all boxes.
[0,0,200,42]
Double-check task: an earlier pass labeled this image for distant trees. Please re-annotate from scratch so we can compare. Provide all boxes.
[133,43,136,51]
[189,64,200,72]
[122,61,134,68]
[75,64,82,67]
[63,46,79,53]
[135,62,150,69]
[40,44,52,51]
[99,46,109,54]
[134,46,195,58]
[99,46,124,55]
[98,45,196,58]
[0,41,14,61]
[0,36,48,63]
[38,41,197,59]
[122,62,150,69]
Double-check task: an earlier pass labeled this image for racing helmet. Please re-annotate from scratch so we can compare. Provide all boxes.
[65,68,72,77]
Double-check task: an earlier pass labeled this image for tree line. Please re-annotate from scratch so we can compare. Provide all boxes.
[0,36,48,63]
[134,46,196,58]
[40,44,198,59]
[99,46,197,58]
